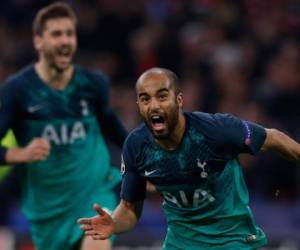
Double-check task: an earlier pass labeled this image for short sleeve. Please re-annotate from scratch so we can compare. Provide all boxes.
[120,134,146,202]
[211,113,266,156]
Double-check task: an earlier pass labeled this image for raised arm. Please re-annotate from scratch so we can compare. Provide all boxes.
[261,128,300,164]
[78,199,143,240]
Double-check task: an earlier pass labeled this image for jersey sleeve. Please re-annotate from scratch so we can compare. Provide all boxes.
[0,82,18,163]
[91,72,127,147]
[120,133,146,202]
[212,113,266,156]
[193,112,266,157]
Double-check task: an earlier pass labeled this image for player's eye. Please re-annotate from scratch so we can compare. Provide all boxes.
[66,30,75,37]
[139,96,150,104]
[51,31,62,37]
[158,94,168,101]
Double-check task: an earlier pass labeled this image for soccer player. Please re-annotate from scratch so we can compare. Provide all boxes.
[78,68,300,250]
[0,2,127,250]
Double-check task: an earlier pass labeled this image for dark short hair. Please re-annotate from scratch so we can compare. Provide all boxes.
[32,2,77,35]
[136,67,181,94]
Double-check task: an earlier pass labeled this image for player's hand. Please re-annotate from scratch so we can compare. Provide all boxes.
[23,138,50,162]
[77,203,114,240]
[5,138,51,164]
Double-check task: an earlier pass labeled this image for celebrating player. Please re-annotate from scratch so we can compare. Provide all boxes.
[0,2,127,250]
[78,67,300,249]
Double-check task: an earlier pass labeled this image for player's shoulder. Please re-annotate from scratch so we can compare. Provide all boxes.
[125,123,149,144]
[188,111,237,126]
[75,65,110,88]
[3,65,34,89]
[187,111,240,136]
[124,124,149,149]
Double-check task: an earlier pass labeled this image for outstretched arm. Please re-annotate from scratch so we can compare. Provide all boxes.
[261,128,300,164]
[78,199,143,240]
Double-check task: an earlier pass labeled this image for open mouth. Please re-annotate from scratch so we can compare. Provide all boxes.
[57,47,72,56]
[150,115,166,131]
[56,47,72,60]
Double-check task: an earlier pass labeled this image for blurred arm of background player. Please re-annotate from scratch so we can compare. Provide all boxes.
[0,79,51,165]
[5,138,50,164]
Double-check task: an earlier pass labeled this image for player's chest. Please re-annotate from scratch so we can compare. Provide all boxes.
[19,88,96,119]
[138,134,227,186]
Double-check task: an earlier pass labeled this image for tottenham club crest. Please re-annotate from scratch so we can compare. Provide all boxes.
[197,158,208,178]
[80,99,89,116]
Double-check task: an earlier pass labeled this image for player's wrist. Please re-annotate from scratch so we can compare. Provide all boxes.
[5,147,30,164]
[111,219,117,234]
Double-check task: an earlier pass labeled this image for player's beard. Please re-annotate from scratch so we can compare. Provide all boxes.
[44,46,74,73]
[144,103,180,140]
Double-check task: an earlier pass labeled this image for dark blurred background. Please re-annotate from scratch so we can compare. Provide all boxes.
[0,0,300,249]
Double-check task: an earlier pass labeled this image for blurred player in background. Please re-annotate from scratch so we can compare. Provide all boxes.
[0,2,127,250]
[78,68,300,250]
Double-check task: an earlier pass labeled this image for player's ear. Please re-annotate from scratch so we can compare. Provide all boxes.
[33,35,42,51]
[177,93,183,108]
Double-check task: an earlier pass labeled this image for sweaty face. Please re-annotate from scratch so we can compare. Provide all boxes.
[35,18,77,72]
[137,75,181,139]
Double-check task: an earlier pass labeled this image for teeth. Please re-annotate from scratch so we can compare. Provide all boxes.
[152,115,160,119]
[58,48,71,55]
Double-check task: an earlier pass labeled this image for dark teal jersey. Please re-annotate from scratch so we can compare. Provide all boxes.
[121,112,267,249]
[0,65,126,221]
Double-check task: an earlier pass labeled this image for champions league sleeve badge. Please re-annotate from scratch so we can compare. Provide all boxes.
[120,155,126,174]
[242,120,252,145]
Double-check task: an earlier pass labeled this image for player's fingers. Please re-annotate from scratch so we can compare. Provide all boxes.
[92,234,104,240]
[38,144,50,153]
[35,148,49,156]
[32,151,48,161]
[30,138,45,147]
[34,139,51,151]
[94,203,106,216]
[31,154,46,162]
[85,230,98,236]
[80,225,93,231]
[39,148,50,158]
[77,218,90,225]
[30,147,47,157]
[42,138,51,148]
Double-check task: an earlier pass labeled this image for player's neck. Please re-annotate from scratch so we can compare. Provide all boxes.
[155,112,186,151]
[35,61,74,90]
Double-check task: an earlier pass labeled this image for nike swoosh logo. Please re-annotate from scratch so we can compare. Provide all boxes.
[145,169,158,176]
[27,104,44,113]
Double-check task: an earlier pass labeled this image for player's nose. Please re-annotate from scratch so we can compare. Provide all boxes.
[149,98,160,110]
[60,33,72,45]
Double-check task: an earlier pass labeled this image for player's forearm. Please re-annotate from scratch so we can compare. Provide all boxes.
[5,147,30,164]
[112,200,143,234]
[263,128,300,164]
